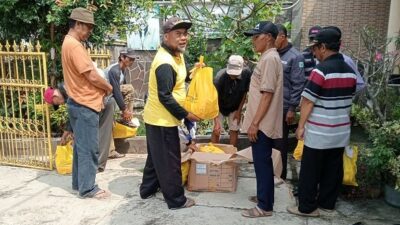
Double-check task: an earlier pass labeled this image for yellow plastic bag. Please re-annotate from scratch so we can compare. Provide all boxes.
[55,142,73,175]
[181,161,190,185]
[184,56,219,120]
[343,145,358,186]
[293,140,304,161]
[113,122,138,139]
[199,143,225,154]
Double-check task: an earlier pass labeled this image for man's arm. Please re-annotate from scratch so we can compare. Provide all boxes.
[108,68,126,111]
[83,69,112,94]
[288,53,306,111]
[296,97,314,140]
[247,92,273,142]
[155,64,189,120]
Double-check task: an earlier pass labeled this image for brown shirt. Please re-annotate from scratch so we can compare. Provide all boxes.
[62,35,104,112]
[242,48,283,139]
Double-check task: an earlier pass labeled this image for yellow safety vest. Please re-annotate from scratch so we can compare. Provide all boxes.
[143,47,187,127]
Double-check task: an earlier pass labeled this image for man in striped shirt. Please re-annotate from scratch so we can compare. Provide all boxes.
[287,27,357,217]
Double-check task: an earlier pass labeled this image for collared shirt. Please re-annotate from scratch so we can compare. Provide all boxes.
[242,48,283,139]
[302,53,357,149]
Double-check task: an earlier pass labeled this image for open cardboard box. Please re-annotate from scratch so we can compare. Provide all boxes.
[186,143,282,192]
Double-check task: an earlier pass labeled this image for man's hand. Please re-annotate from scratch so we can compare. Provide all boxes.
[247,123,259,143]
[122,109,133,121]
[60,131,73,145]
[186,112,201,122]
[286,110,295,125]
[213,120,222,134]
[295,127,305,140]
[233,111,241,124]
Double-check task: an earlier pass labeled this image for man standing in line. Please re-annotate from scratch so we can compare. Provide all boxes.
[212,55,252,147]
[61,8,113,198]
[303,26,322,80]
[287,27,357,217]
[274,24,305,180]
[139,17,199,209]
[241,21,283,218]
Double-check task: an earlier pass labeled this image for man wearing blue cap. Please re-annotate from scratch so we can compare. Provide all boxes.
[241,21,283,218]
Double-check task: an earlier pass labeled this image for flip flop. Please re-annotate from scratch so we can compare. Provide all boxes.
[242,206,272,218]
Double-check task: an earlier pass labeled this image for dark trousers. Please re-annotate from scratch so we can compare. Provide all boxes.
[298,145,344,213]
[252,131,274,211]
[273,111,289,179]
[140,123,186,209]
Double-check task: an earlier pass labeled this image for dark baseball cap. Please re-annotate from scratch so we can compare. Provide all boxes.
[120,48,139,59]
[162,17,192,34]
[307,27,341,47]
[308,26,322,38]
[244,21,278,39]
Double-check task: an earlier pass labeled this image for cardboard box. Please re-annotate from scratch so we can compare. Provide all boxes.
[187,143,239,192]
[187,144,282,192]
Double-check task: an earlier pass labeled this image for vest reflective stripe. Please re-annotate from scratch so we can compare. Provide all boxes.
[143,47,187,127]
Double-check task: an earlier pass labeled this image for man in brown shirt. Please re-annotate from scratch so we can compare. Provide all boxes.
[62,7,112,199]
[241,21,283,218]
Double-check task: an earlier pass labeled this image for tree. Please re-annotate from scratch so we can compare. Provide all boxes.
[159,0,285,71]
[0,0,154,82]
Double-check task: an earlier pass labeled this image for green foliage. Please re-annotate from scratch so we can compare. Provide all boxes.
[49,104,69,135]
[136,119,146,136]
[160,0,285,70]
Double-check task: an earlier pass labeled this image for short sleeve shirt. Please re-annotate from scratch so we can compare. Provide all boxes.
[62,35,104,112]
[242,48,283,139]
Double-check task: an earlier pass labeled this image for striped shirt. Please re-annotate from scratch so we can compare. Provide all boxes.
[302,53,357,149]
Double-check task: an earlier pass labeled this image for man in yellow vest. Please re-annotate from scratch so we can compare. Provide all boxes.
[140,17,199,209]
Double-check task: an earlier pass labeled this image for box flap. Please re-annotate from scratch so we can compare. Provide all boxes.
[190,151,234,164]
[234,147,253,161]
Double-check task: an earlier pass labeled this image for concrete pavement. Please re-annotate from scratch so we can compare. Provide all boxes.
[1,154,399,225]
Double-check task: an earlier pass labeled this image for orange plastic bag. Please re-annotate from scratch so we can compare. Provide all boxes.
[55,142,73,175]
[184,56,219,120]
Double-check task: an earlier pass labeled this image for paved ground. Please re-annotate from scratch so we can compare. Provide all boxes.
[1,154,399,225]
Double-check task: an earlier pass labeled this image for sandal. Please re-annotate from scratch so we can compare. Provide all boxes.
[92,189,111,200]
[287,206,319,217]
[242,206,272,218]
[248,196,258,204]
[108,152,125,159]
[170,197,195,210]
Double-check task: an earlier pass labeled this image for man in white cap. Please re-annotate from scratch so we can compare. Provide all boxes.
[61,7,112,199]
[212,55,252,146]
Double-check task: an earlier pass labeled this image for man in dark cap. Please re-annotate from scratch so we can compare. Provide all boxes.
[241,21,283,218]
[140,17,199,209]
[302,26,322,80]
[287,26,357,217]
[62,7,113,199]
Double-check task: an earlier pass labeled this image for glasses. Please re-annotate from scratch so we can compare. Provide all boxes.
[172,30,189,38]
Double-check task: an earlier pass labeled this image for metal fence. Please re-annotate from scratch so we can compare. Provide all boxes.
[0,40,52,170]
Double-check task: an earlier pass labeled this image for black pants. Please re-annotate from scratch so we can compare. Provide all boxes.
[139,123,186,209]
[298,145,344,213]
[273,111,289,180]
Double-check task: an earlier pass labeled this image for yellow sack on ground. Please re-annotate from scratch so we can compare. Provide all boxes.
[343,145,358,186]
[55,142,73,175]
[293,140,304,161]
[199,143,225,154]
[113,122,137,139]
[181,161,190,185]
[184,56,219,120]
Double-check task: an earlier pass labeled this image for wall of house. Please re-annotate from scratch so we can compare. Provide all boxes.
[299,0,391,52]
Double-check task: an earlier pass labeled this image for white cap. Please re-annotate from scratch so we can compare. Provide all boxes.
[226,55,244,76]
